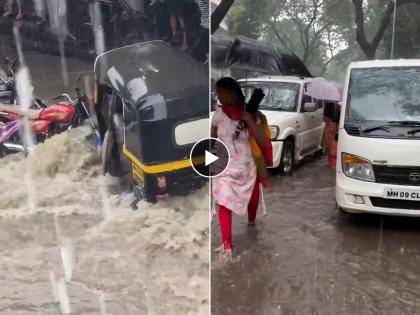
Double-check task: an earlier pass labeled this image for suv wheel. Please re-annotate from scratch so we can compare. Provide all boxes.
[279,140,294,176]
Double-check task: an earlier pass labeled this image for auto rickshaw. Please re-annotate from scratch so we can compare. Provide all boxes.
[94,41,208,205]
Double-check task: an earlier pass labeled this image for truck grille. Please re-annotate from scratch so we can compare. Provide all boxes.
[373,165,420,186]
[370,197,420,210]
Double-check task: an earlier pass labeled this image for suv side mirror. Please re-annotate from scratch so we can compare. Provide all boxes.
[324,102,340,123]
[303,102,317,112]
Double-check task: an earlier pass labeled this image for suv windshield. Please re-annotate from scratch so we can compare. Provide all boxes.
[346,67,420,125]
[241,82,300,112]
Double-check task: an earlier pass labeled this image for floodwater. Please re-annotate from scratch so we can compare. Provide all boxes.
[211,156,420,315]
[0,50,209,314]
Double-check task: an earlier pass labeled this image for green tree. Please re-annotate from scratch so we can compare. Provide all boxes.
[226,0,265,39]
[352,0,420,59]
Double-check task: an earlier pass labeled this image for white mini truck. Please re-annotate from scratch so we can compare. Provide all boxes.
[332,59,420,216]
[238,76,327,175]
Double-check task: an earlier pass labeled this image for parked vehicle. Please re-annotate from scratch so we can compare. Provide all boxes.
[238,76,329,175]
[0,120,23,157]
[334,59,420,216]
[94,40,208,205]
[0,57,49,110]
[0,57,18,104]
[0,82,98,145]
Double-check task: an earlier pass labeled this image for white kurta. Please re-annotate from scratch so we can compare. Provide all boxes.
[211,107,257,215]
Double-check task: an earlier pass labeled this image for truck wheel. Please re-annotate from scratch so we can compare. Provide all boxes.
[279,140,294,176]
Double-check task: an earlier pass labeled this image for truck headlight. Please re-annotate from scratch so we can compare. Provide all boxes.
[342,153,375,182]
[269,125,280,140]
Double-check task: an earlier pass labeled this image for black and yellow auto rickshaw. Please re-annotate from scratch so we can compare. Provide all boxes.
[94,41,208,205]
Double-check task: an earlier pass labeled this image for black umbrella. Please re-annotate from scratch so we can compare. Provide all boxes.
[211,36,234,68]
[211,35,312,77]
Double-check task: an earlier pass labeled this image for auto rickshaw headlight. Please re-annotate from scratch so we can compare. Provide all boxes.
[269,125,280,140]
[342,153,375,182]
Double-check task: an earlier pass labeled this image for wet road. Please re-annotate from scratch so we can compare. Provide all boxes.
[211,155,420,315]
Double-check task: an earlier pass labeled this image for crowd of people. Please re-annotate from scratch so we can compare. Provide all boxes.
[149,0,208,62]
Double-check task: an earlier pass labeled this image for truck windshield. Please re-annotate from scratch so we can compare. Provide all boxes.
[346,67,420,125]
[241,82,300,112]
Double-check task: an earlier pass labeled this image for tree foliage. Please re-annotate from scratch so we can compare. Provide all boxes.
[225,0,420,80]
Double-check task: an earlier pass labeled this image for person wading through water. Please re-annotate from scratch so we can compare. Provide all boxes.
[211,77,273,259]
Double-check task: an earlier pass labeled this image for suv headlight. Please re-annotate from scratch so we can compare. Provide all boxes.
[269,125,280,140]
[342,153,375,182]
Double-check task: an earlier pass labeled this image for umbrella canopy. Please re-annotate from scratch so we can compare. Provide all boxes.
[211,35,312,77]
[211,36,234,68]
[305,80,343,102]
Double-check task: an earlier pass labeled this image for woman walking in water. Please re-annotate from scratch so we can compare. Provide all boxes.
[211,77,272,259]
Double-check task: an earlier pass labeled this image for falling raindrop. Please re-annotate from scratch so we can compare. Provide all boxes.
[49,271,59,302]
[89,2,106,56]
[60,238,74,282]
[378,217,384,252]
[13,26,37,211]
[39,0,69,86]
[99,292,108,315]
[57,277,71,314]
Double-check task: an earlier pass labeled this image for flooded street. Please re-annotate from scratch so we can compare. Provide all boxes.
[0,49,209,314]
[211,156,420,315]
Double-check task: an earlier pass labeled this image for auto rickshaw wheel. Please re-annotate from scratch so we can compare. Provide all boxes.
[101,130,124,176]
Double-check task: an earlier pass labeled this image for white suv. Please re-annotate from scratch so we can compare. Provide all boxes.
[239,76,327,175]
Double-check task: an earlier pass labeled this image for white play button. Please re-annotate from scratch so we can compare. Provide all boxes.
[205,150,219,166]
[190,138,230,178]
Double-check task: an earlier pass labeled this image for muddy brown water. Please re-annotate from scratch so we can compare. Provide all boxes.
[211,156,420,315]
[0,47,209,314]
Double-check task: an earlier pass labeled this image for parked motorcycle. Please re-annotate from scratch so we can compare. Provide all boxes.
[0,57,18,104]
[0,80,99,150]
[0,57,47,110]
[0,120,24,157]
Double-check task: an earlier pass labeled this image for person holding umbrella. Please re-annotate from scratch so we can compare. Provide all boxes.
[211,77,272,259]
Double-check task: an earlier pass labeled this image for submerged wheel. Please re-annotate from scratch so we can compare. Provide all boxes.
[101,130,113,175]
[278,140,294,176]
[101,130,124,177]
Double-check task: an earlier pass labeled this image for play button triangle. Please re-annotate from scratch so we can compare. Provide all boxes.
[205,150,219,166]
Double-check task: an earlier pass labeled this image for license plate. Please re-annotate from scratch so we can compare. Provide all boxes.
[383,188,420,201]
